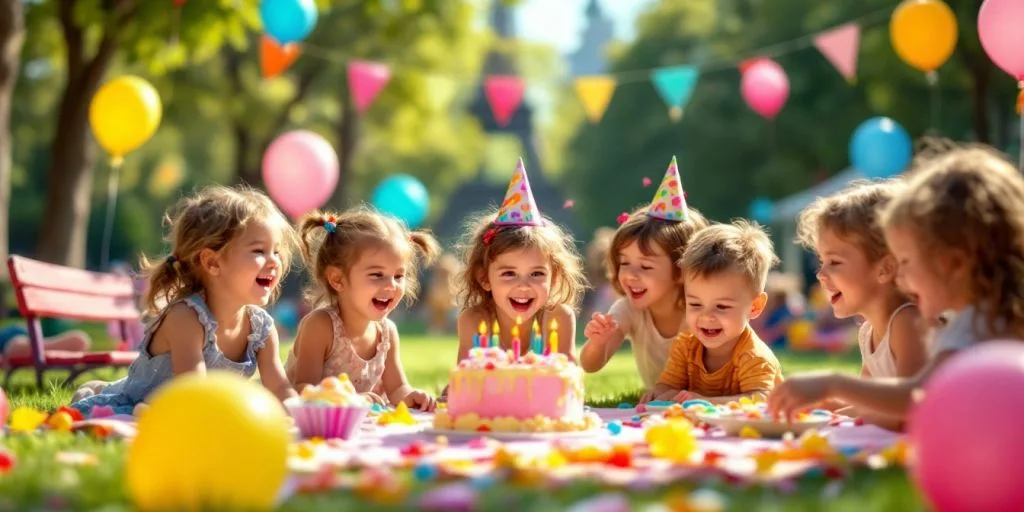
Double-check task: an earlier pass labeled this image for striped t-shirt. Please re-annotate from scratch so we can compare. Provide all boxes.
[657,326,784,397]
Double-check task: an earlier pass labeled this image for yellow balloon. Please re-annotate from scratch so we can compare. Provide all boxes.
[89,75,162,160]
[127,372,291,511]
[890,0,958,73]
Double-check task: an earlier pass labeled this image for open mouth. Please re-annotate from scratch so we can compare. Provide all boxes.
[372,298,393,311]
[509,297,535,313]
[627,286,647,301]
[829,291,842,304]
[699,327,723,338]
[255,274,275,288]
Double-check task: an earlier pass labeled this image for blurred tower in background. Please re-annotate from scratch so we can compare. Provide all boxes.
[570,0,613,77]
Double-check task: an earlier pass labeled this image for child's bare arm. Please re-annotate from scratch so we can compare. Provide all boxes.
[289,311,332,392]
[580,312,626,372]
[889,306,929,377]
[155,303,207,376]
[454,310,482,363]
[256,326,298,401]
[551,304,578,361]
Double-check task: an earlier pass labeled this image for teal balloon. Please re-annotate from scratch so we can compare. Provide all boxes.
[849,117,912,178]
[652,65,700,109]
[371,175,430,229]
[260,0,318,45]
[749,197,774,224]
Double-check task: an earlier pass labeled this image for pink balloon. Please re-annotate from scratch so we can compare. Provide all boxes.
[741,59,790,119]
[262,130,339,218]
[908,341,1024,512]
[979,0,1024,80]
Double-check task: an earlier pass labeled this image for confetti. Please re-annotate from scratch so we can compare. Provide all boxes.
[616,212,630,225]
[419,482,478,512]
[0,448,15,473]
[563,199,575,209]
[46,411,74,433]
[642,177,653,187]
[9,407,47,434]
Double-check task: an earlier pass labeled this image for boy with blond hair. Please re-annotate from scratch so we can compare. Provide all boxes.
[647,220,784,404]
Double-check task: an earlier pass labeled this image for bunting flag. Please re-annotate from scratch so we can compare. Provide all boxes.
[574,76,617,123]
[652,65,700,121]
[347,60,391,115]
[424,75,457,113]
[260,36,302,79]
[813,23,861,83]
[484,76,525,127]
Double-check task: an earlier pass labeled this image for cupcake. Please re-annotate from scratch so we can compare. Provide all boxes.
[285,374,369,439]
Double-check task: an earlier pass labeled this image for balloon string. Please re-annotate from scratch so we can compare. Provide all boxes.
[100,157,123,270]
[927,71,940,135]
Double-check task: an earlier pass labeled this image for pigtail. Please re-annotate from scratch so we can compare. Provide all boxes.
[297,210,331,268]
[410,230,441,267]
[139,253,193,316]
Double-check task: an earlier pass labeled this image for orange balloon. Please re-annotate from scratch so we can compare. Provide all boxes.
[890,0,958,73]
[260,35,301,79]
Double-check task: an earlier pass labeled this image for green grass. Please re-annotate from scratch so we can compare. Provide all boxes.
[0,333,925,511]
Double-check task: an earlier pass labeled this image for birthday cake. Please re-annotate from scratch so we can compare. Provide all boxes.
[433,347,601,433]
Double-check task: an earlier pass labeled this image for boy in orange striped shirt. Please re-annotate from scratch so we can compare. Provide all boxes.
[648,220,784,404]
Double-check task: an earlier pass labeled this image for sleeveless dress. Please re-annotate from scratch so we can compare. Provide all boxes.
[284,308,392,396]
[858,303,915,378]
[71,293,275,415]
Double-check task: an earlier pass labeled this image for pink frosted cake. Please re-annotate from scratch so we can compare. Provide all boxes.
[433,347,601,433]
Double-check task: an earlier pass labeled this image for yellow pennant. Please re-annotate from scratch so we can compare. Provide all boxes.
[574,76,616,123]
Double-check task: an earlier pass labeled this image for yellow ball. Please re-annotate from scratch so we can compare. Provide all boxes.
[89,75,162,159]
[126,371,291,511]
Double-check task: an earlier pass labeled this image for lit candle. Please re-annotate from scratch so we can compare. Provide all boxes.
[548,318,559,355]
[532,319,542,354]
[490,320,500,349]
[475,320,486,348]
[512,316,522,360]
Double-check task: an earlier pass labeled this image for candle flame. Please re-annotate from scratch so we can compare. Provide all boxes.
[515,315,522,325]
[550,318,558,330]
[492,320,500,334]
[532,319,540,334]
[511,324,520,338]
[478,320,487,335]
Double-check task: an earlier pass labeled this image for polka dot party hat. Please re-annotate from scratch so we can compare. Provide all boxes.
[646,156,688,221]
[494,157,543,226]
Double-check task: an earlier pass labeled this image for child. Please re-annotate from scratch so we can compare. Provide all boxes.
[284,207,439,411]
[768,146,1024,422]
[750,272,804,347]
[795,180,928,379]
[70,185,299,415]
[580,157,709,397]
[450,158,587,368]
[647,220,784,404]
[425,254,462,335]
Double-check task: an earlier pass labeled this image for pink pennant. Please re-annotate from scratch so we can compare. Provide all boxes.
[347,60,391,115]
[484,76,525,127]
[813,24,860,82]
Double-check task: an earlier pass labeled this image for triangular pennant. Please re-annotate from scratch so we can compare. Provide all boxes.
[424,74,457,113]
[493,157,542,226]
[813,23,861,83]
[484,76,525,128]
[347,60,391,115]
[260,36,301,79]
[646,156,688,222]
[651,66,700,120]
[573,76,616,123]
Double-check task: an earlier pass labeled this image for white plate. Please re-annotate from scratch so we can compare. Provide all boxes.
[420,427,604,441]
[696,415,830,437]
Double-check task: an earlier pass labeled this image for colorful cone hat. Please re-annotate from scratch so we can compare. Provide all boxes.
[494,157,542,226]
[646,156,688,221]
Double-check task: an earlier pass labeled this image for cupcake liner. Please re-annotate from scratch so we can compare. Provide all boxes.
[287,404,369,439]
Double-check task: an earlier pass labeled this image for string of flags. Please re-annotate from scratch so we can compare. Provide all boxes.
[248,1,955,127]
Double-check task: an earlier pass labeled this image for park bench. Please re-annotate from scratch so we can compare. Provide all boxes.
[3,255,140,388]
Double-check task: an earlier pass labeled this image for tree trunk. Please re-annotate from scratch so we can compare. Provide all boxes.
[0,0,24,319]
[36,0,126,267]
[332,86,358,208]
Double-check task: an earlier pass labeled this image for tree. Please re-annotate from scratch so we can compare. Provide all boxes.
[0,0,24,285]
[28,0,260,268]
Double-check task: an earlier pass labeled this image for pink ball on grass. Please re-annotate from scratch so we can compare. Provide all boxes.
[908,341,1024,512]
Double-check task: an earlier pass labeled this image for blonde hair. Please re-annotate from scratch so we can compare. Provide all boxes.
[796,179,905,262]
[680,220,778,292]
[297,207,440,309]
[454,209,587,316]
[140,185,297,315]
[607,206,709,302]
[881,145,1024,339]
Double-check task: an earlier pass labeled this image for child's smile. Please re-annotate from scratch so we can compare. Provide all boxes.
[509,296,535,313]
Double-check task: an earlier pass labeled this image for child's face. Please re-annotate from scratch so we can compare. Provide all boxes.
[332,245,407,321]
[213,220,284,306]
[814,227,888,319]
[885,226,965,320]
[482,246,552,321]
[616,241,678,310]
[684,272,767,351]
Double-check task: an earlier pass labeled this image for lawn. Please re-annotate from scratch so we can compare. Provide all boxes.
[0,327,927,511]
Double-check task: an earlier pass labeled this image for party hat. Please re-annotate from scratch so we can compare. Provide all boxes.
[494,157,542,226]
[646,156,688,221]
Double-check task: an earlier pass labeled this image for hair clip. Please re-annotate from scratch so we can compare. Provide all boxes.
[616,212,630,225]
[166,255,177,265]
[323,215,337,234]
[482,227,498,245]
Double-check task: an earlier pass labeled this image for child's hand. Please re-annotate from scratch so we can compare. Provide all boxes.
[766,372,837,421]
[654,389,680,402]
[584,313,619,344]
[638,390,656,405]
[361,392,387,406]
[673,391,704,403]
[402,389,436,412]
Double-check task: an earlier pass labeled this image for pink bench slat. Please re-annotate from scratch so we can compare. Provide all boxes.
[17,287,139,322]
[8,255,134,297]
[81,351,139,365]
[3,350,86,367]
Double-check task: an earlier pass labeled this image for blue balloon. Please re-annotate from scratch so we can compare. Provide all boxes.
[371,175,430,228]
[749,196,774,224]
[260,0,318,45]
[849,117,913,178]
